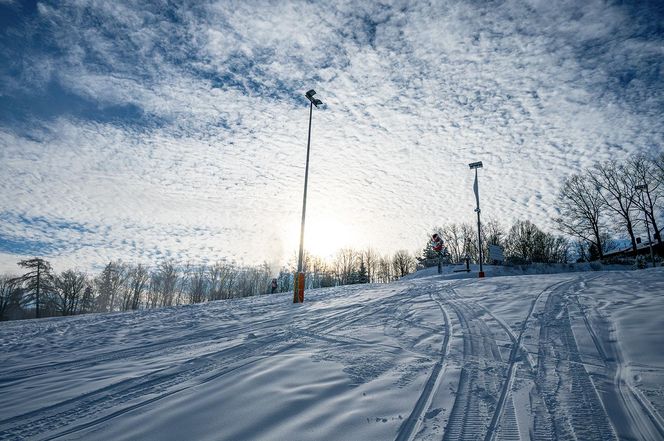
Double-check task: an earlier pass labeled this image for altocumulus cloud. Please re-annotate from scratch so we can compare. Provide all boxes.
[0,0,662,271]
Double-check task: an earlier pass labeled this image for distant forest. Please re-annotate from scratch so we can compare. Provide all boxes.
[1,152,661,321]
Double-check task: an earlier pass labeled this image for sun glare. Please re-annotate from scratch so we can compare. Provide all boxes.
[285,218,357,261]
[306,219,354,258]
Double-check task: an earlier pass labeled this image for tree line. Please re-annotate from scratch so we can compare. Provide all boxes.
[0,248,419,321]
[418,218,570,268]
[274,248,417,292]
[555,152,663,260]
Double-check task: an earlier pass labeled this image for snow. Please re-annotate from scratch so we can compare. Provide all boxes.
[1,267,663,440]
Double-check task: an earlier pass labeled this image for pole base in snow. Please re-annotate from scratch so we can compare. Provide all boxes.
[293,272,305,303]
[478,271,485,278]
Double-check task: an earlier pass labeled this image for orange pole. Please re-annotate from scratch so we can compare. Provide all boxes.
[293,272,305,303]
[298,272,305,303]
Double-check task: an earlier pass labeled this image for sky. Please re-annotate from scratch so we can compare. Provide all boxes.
[1,0,663,273]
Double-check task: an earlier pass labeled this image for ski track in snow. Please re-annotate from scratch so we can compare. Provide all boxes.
[394,288,453,441]
[1,270,663,440]
[570,290,664,441]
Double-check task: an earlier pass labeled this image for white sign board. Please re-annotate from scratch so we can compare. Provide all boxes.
[488,244,504,263]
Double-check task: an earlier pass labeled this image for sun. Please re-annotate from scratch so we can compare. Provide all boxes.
[286,217,356,260]
[305,218,356,258]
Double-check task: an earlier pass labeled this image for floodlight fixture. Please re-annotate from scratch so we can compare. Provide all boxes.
[305,89,323,108]
[469,161,483,169]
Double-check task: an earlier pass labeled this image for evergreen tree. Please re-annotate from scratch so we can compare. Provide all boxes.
[12,258,54,318]
[357,260,369,284]
[416,237,439,268]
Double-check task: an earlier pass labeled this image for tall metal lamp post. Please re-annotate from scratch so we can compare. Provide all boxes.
[469,161,485,278]
[635,184,656,268]
[294,89,323,303]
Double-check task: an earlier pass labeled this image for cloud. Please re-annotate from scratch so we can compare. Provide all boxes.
[0,0,662,272]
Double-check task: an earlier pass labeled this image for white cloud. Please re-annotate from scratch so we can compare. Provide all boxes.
[0,0,662,272]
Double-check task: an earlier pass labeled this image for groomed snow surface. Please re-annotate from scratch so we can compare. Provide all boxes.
[1,267,664,440]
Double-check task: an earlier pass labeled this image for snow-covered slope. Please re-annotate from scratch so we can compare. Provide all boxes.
[1,269,663,440]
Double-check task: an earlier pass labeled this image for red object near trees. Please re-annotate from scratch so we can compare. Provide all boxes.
[432,233,443,252]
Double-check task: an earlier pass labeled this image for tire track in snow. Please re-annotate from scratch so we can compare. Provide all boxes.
[533,277,617,441]
[0,309,297,385]
[44,342,300,441]
[420,277,581,441]
[0,285,412,387]
[297,282,419,335]
[440,296,505,441]
[0,284,416,440]
[0,330,297,440]
[483,278,575,441]
[572,294,664,441]
[395,289,452,441]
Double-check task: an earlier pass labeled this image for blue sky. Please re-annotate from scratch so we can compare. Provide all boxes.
[1,0,663,272]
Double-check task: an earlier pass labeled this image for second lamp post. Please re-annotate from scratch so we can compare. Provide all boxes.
[469,161,485,278]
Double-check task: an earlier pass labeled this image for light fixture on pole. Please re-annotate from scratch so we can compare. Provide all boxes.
[294,89,323,303]
[469,161,485,278]
[635,184,656,268]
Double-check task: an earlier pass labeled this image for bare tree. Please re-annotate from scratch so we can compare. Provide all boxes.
[588,162,639,254]
[653,151,664,181]
[0,276,23,320]
[126,264,149,310]
[235,270,250,297]
[505,220,568,264]
[150,260,179,307]
[392,250,415,278]
[174,263,190,305]
[484,218,504,246]
[334,248,356,285]
[362,248,379,283]
[482,218,505,264]
[146,274,160,309]
[460,223,478,262]
[254,263,272,295]
[54,270,87,316]
[556,173,608,259]
[222,266,238,299]
[187,265,207,304]
[505,220,541,263]
[440,224,463,263]
[209,260,240,300]
[209,261,237,300]
[234,264,271,298]
[376,254,394,283]
[208,261,225,301]
[308,256,333,289]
